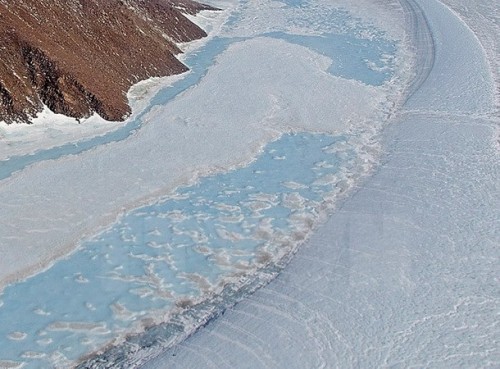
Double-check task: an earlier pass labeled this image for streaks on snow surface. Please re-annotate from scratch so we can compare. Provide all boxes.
[5,0,495,368]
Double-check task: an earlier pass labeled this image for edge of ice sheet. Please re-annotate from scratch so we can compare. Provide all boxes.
[402,0,494,114]
[0,76,185,162]
[0,6,230,162]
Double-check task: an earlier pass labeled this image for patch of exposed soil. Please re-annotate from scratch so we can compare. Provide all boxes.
[0,0,215,123]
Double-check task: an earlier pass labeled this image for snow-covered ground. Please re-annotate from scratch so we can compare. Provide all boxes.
[439,0,499,111]
[0,0,410,364]
[141,0,500,368]
[0,0,497,367]
[0,0,412,366]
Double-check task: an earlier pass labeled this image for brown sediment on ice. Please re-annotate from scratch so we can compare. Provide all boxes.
[0,0,215,124]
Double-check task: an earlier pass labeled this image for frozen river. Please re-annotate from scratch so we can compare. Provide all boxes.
[0,0,498,368]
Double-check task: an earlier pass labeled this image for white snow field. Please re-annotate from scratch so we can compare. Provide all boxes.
[0,0,498,367]
[141,0,500,368]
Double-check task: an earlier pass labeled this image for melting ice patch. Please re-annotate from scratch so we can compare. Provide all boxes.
[265,31,396,85]
[0,133,364,368]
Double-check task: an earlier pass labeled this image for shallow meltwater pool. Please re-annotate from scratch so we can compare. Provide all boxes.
[0,133,358,368]
[0,0,404,367]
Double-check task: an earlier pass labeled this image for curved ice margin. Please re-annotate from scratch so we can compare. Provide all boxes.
[76,266,285,369]
[398,0,435,103]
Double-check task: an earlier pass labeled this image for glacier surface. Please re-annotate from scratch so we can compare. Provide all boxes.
[0,0,498,367]
[141,0,499,368]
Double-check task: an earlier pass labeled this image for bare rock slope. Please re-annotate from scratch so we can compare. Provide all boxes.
[0,0,214,123]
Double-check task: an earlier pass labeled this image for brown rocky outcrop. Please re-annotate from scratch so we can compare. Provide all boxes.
[0,0,215,123]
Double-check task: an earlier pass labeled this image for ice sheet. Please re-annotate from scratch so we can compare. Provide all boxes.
[438,0,500,110]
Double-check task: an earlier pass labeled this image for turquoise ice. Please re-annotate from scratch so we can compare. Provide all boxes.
[0,133,357,367]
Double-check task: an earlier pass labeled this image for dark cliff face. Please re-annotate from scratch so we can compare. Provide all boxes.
[0,0,215,124]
